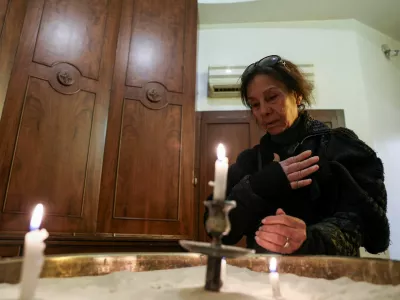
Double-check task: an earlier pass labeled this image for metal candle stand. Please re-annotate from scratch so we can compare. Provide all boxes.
[179,199,255,292]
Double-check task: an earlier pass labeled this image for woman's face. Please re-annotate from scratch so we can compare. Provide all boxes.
[247,74,300,135]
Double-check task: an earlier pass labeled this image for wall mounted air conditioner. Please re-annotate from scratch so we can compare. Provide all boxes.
[207,66,246,98]
[207,64,315,99]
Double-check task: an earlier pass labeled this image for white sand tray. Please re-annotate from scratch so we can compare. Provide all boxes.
[0,265,399,299]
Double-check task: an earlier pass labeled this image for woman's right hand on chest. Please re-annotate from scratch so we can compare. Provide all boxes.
[274,150,319,190]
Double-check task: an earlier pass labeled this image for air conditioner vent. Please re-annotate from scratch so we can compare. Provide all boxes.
[214,86,240,92]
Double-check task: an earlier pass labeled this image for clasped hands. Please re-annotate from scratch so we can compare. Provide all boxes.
[255,208,307,254]
[255,150,319,254]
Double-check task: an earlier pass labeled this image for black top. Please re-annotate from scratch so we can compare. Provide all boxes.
[205,112,390,256]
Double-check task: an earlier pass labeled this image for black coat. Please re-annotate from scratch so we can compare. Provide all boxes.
[205,114,390,256]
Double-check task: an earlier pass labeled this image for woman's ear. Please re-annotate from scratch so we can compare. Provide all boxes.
[295,93,303,106]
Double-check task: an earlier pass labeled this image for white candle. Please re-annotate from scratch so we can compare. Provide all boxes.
[213,143,229,200]
[221,257,227,283]
[269,257,282,299]
[19,204,49,300]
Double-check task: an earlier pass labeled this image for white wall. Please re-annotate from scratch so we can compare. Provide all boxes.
[353,22,400,259]
[196,19,400,259]
[197,20,373,145]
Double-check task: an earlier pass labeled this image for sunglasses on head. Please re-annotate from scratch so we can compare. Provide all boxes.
[242,55,286,77]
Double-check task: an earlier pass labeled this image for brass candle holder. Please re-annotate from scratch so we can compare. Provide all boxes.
[179,199,255,292]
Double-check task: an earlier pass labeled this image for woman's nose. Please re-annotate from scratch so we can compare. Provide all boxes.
[260,101,271,115]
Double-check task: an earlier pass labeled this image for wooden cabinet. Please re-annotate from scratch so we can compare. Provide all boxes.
[0,0,197,256]
[97,0,196,240]
[0,0,120,235]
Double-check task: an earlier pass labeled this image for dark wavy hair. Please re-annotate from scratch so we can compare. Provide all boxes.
[240,56,314,110]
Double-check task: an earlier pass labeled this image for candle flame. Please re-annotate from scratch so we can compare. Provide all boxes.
[217,143,226,160]
[269,257,277,272]
[29,204,44,231]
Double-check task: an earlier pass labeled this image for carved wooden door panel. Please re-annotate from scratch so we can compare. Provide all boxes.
[0,0,121,234]
[97,0,197,240]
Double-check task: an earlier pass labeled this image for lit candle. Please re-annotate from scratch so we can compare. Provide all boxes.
[269,257,282,299]
[221,257,227,283]
[19,204,49,300]
[213,143,229,200]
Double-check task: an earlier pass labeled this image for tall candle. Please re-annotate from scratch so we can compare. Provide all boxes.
[213,143,229,200]
[19,204,49,300]
[220,257,227,283]
[269,257,282,299]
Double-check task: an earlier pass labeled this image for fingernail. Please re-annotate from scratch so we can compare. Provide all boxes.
[255,231,259,235]
[258,227,262,231]
[255,236,259,241]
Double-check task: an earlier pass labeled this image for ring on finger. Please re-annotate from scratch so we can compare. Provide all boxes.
[283,236,290,248]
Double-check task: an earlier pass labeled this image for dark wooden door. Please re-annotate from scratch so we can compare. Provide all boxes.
[0,0,121,234]
[196,111,260,243]
[97,0,197,240]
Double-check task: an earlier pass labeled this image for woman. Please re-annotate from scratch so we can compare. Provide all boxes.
[205,55,390,256]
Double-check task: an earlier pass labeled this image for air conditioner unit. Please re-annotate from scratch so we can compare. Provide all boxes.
[207,64,315,99]
[207,65,246,98]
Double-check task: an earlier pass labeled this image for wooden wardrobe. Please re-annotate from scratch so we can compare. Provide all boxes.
[0,0,197,256]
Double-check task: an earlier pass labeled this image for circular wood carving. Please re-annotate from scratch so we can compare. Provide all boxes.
[140,82,168,109]
[49,63,80,95]
[146,88,161,102]
[57,71,75,86]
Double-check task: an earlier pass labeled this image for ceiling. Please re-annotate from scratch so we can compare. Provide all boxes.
[198,0,400,41]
